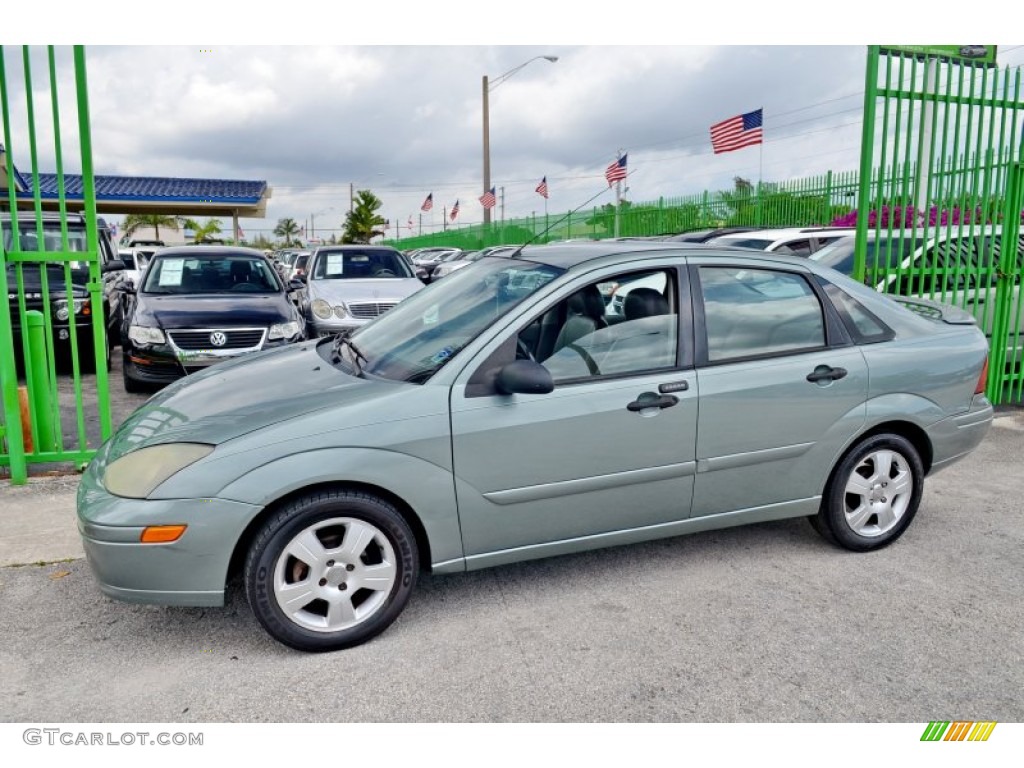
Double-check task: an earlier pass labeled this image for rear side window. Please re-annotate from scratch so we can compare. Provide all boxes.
[700,267,825,362]
[820,280,894,344]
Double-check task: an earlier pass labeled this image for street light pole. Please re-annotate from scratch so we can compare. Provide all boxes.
[482,55,557,226]
[482,75,492,225]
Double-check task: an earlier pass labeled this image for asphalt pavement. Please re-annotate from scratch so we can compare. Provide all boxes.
[0,389,1021,722]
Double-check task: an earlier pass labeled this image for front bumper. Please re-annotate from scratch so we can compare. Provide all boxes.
[77,461,262,606]
[308,316,368,337]
[124,337,297,383]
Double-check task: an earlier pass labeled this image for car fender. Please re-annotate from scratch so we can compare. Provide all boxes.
[215,447,465,569]
[821,392,946,481]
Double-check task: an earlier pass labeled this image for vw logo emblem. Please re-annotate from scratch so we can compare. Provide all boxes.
[209,331,228,347]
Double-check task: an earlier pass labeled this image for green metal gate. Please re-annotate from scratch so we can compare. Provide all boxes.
[855,45,1024,403]
[0,45,112,484]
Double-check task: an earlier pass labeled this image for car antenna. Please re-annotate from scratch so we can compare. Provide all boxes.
[507,176,629,260]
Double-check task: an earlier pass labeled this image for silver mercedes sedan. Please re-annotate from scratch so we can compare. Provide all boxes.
[78,242,993,652]
[302,245,424,337]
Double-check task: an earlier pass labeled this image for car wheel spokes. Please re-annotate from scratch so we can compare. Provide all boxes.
[274,517,398,633]
[843,449,912,537]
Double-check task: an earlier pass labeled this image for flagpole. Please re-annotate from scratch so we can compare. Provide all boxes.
[757,119,764,227]
[614,150,623,238]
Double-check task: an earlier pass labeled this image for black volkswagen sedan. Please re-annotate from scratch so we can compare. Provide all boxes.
[120,246,306,392]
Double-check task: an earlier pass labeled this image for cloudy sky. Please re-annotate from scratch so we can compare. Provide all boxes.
[6,9,1017,241]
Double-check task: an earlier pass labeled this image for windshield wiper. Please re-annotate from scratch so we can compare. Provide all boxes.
[331,334,367,376]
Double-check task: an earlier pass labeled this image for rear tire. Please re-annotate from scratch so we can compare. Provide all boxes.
[812,433,924,551]
[245,490,418,652]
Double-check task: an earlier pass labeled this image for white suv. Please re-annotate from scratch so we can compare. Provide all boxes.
[707,227,855,256]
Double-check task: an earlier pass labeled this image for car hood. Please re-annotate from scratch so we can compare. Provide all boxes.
[6,263,90,295]
[106,342,381,460]
[132,294,296,329]
[307,278,423,304]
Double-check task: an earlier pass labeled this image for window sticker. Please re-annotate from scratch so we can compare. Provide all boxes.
[422,305,439,326]
[429,346,455,364]
[160,259,185,286]
[326,254,344,276]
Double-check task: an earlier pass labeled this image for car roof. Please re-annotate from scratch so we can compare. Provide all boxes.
[711,227,848,240]
[510,240,817,271]
[149,245,270,259]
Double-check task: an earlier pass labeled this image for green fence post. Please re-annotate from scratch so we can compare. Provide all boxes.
[25,310,56,454]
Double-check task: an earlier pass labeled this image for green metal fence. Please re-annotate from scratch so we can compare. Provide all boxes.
[388,170,862,251]
[0,46,111,484]
[854,46,1024,404]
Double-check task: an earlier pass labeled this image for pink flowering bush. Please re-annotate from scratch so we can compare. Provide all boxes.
[832,204,1024,228]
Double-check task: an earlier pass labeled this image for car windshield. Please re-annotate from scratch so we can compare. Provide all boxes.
[141,255,281,294]
[311,249,413,280]
[338,257,563,383]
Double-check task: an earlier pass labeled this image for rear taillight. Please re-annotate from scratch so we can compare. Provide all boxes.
[975,356,989,395]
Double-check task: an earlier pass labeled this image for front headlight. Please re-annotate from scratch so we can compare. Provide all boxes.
[128,325,166,345]
[311,299,333,320]
[103,443,214,499]
[54,298,87,321]
[268,321,300,340]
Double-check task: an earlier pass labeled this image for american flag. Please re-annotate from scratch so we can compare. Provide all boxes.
[236,225,245,240]
[421,193,433,212]
[536,176,549,199]
[479,186,496,209]
[605,154,628,185]
[450,200,460,221]
[710,108,763,154]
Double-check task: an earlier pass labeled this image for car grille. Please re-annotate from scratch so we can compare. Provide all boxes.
[347,301,398,319]
[168,328,266,350]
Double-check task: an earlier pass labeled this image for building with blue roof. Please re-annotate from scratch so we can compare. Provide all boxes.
[1,145,271,240]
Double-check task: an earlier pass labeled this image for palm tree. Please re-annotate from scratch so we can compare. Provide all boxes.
[274,217,301,247]
[121,213,181,242]
[342,190,386,244]
[191,218,222,244]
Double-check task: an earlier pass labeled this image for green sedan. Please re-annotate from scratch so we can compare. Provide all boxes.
[78,242,994,652]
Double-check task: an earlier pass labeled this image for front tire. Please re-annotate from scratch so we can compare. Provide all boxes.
[245,490,418,652]
[812,433,924,552]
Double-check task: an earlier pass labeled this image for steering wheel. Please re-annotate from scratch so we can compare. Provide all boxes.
[373,269,396,277]
[516,338,536,362]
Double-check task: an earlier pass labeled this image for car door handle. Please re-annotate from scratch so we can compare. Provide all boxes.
[806,365,848,383]
[627,392,679,412]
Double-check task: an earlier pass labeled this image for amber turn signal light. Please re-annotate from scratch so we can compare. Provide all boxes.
[140,525,187,543]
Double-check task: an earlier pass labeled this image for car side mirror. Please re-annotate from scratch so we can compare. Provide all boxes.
[494,360,554,395]
[288,279,306,291]
[102,260,126,273]
[415,267,430,282]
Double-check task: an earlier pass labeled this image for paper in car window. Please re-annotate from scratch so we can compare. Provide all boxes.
[160,259,185,286]
[326,254,344,276]
[422,305,439,326]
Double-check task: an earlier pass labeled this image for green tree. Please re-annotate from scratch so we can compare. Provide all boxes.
[274,217,301,247]
[121,213,181,241]
[342,190,386,244]
[186,218,222,243]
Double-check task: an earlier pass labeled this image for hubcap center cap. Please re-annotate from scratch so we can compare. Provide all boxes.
[324,565,348,587]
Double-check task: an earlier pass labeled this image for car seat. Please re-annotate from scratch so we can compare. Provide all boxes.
[229,261,252,284]
[553,285,608,352]
[624,287,669,319]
